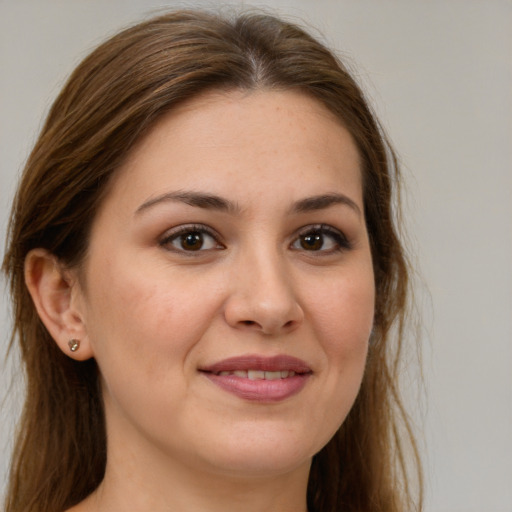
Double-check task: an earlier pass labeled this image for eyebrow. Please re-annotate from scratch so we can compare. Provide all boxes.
[135,191,241,215]
[135,190,361,217]
[292,193,362,217]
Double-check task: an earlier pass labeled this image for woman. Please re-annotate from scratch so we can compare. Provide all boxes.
[2,9,421,512]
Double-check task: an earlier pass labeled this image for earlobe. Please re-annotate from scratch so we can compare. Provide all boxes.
[24,248,94,361]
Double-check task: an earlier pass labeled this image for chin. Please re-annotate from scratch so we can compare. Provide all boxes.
[191,423,327,478]
[207,449,311,479]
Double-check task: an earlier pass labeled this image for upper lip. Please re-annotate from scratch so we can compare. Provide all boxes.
[200,354,312,374]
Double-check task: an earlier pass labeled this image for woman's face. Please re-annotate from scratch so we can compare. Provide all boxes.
[75,89,375,478]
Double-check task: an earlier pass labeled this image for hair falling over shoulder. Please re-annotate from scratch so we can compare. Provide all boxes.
[2,9,422,512]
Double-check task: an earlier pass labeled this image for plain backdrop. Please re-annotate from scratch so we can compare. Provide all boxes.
[1,1,511,511]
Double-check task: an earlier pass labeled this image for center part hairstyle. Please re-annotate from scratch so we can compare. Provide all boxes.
[3,9,422,512]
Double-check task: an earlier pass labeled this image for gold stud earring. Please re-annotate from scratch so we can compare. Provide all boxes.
[68,339,80,352]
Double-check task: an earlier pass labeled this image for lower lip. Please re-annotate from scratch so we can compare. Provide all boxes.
[202,372,310,402]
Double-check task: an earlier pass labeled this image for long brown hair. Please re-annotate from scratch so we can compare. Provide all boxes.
[3,9,422,512]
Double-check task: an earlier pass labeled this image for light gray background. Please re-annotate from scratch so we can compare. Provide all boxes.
[1,1,511,511]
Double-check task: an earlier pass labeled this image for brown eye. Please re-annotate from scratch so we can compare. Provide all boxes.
[180,232,204,251]
[161,225,221,253]
[300,233,323,251]
[292,225,351,253]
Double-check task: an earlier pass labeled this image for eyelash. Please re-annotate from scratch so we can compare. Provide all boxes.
[159,223,351,255]
[159,224,223,254]
[292,224,351,254]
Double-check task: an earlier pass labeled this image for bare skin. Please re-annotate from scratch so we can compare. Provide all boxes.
[27,89,374,512]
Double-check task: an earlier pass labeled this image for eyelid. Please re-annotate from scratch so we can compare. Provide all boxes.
[291,224,351,252]
[159,224,225,253]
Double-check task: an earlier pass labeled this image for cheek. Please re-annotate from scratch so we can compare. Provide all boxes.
[81,260,224,432]
[308,269,375,356]
[83,256,222,378]
[290,266,374,452]
[304,263,374,411]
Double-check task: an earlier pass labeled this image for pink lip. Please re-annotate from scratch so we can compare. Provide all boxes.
[201,354,312,374]
[200,355,312,403]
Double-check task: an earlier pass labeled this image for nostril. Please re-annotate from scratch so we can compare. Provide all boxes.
[242,320,256,327]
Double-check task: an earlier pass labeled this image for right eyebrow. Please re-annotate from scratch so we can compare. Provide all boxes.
[135,190,241,216]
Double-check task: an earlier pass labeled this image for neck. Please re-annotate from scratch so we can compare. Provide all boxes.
[72,422,311,512]
[82,459,311,512]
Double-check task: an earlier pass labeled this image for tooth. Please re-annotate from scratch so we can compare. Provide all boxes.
[265,371,282,380]
[234,370,247,378]
[280,371,289,378]
[219,371,230,376]
[289,371,296,377]
[248,370,265,380]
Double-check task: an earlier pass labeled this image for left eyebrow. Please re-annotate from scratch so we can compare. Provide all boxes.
[291,193,362,217]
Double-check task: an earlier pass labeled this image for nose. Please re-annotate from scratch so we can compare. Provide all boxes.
[223,251,304,336]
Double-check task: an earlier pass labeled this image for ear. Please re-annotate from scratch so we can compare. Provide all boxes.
[24,248,94,361]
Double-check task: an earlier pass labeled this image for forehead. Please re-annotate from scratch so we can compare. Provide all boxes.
[101,89,363,214]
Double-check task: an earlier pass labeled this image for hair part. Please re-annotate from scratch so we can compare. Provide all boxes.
[3,9,422,512]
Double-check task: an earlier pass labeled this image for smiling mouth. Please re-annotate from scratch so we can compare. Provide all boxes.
[213,370,298,379]
[200,355,312,402]
[200,354,312,374]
